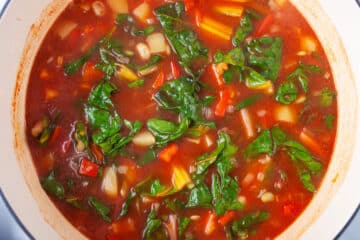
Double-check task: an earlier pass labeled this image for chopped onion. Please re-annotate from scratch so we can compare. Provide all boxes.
[116,64,139,81]
[92,1,106,17]
[204,213,216,235]
[274,105,296,123]
[107,0,128,13]
[132,130,156,147]
[240,108,255,139]
[261,192,275,203]
[55,20,78,40]
[101,166,118,198]
[132,2,151,23]
[136,42,151,61]
[146,32,168,54]
[165,215,178,240]
[301,35,318,53]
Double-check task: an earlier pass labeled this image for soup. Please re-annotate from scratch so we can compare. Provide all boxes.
[25,0,337,239]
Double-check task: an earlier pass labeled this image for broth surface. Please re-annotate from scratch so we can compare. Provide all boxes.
[26,0,337,239]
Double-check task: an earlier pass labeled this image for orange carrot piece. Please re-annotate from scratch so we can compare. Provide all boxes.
[218,211,235,226]
[158,143,179,162]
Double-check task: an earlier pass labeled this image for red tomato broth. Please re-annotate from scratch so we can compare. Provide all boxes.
[25,0,337,239]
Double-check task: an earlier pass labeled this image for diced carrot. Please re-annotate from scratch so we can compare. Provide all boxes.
[91,143,103,162]
[218,211,235,226]
[199,16,233,41]
[79,159,99,177]
[255,14,273,36]
[152,71,165,89]
[170,61,180,79]
[82,61,104,82]
[215,89,231,117]
[204,212,217,235]
[299,128,323,156]
[213,4,244,17]
[158,143,179,162]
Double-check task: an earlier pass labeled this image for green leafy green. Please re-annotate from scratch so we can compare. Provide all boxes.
[214,48,245,67]
[230,211,269,238]
[64,45,98,75]
[142,209,165,240]
[138,148,157,166]
[147,117,190,146]
[320,88,336,107]
[118,189,136,219]
[287,63,322,93]
[131,25,156,36]
[244,127,323,192]
[41,171,65,199]
[178,217,191,237]
[275,81,298,105]
[85,82,142,155]
[244,67,268,88]
[154,77,203,121]
[245,37,282,81]
[186,182,212,208]
[232,14,253,47]
[88,197,111,222]
[129,55,162,71]
[324,114,335,130]
[235,94,262,110]
[154,2,208,77]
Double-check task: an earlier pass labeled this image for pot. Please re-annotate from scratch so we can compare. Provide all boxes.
[0,0,359,239]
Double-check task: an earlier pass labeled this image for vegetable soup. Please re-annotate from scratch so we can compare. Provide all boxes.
[25,0,337,239]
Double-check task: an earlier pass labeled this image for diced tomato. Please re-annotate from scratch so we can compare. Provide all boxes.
[218,211,235,226]
[82,61,104,82]
[170,61,180,79]
[153,71,165,89]
[79,159,99,177]
[215,89,231,117]
[255,14,273,36]
[158,143,179,162]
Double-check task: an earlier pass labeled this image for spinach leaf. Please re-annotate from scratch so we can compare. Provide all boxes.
[154,77,204,123]
[147,117,190,146]
[319,88,336,107]
[139,148,157,166]
[214,48,245,67]
[64,45,98,75]
[142,209,164,240]
[131,25,156,36]
[324,114,335,130]
[178,217,191,237]
[129,54,162,71]
[194,132,228,176]
[244,127,323,192]
[88,81,117,109]
[211,174,243,216]
[245,37,282,81]
[118,189,136,219]
[275,81,298,105]
[154,2,208,77]
[230,211,269,237]
[235,94,262,110]
[244,67,268,88]
[88,197,111,222]
[186,182,212,208]
[244,129,273,158]
[287,62,322,93]
[41,170,65,199]
[232,14,253,47]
